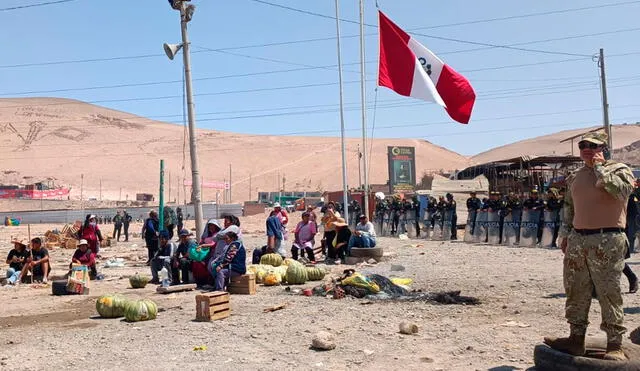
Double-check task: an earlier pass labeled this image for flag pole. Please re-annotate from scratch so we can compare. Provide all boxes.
[334,0,349,225]
[359,0,370,219]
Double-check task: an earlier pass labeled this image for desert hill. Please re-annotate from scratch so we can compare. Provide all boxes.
[0,98,469,204]
[471,123,640,166]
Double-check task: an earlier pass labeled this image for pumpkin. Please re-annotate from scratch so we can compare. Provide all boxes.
[96,294,129,318]
[286,262,308,285]
[124,299,158,322]
[273,266,289,283]
[306,267,327,281]
[282,258,296,266]
[129,273,150,289]
[263,272,281,286]
[260,253,283,267]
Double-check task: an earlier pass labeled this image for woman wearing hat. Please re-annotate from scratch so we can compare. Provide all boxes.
[5,238,29,285]
[70,239,98,279]
[77,214,103,256]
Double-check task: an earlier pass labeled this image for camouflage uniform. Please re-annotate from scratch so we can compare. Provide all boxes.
[559,147,635,344]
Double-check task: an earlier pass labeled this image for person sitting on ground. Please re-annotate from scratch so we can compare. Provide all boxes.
[5,238,29,285]
[291,212,317,262]
[150,231,176,285]
[77,214,103,256]
[172,229,197,285]
[210,231,246,291]
[266,210,285,258]
[23,237,50,283]
[70,239,97,279]
[327,218,351,264]
[191,220,221,286]
[348,214,376,251]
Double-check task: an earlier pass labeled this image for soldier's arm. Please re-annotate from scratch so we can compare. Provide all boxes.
[559,177,574,238]
[594,162,635,200]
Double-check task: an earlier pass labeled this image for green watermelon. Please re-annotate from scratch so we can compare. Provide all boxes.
[96,294,129,318]
[124,299,158,322]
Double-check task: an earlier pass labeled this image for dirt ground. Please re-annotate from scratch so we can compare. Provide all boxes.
[1,219,640,371]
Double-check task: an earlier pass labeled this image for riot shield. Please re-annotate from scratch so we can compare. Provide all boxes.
[519,210,541,247]
[487,211,501,245]
[541,210,559,248]
[423,211,433,239]
[502,214,519,246]
[442,210,453,241]
[463,210,477,242]
[472,210,488,243]
[432,212,444,241]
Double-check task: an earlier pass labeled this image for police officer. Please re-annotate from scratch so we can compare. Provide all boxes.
[506,192,523,243]
[545,131,635,361]
[466,192,482,235]
[411,195,422,237]
[623,183,640,293]
[545,188,563,248]
[390,196,401,235]
[524,189,545,243]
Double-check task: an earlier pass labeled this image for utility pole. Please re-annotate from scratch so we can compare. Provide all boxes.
[334,0,349,225]
[80,173,84,213]
[249,173,252,201]
[359,0,370,219]
[282,173,286,194]
[277,171,281,203]
[167,0,204,238]
[159,160,165,232]
[598,48,613,151]
[99,178,102,201]
[119,187,122,201]
[229,164,232,204]
[168,170,171,204]
[357,144,362,189]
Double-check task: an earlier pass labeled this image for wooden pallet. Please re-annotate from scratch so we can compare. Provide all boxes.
[228,273,256,295]
[195,291,230,321]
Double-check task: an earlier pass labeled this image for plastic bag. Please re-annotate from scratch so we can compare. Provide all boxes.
[341,273,380,294]
[391,278,413,286]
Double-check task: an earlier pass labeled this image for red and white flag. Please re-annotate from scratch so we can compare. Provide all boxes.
[378,11,476,124]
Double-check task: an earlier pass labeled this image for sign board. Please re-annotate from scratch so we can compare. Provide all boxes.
[387,146,416,194]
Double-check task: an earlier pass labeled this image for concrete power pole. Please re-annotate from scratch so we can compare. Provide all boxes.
[167,0,204,238]
[598,48,613,151]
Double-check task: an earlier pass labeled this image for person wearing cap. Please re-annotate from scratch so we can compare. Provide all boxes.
[291,212,317,262]
[112,211,123,242]
[150,230,177,285]
[5,239,29,285]
[348,214,376,252]
[466,192,482,235]
[326,218,351,264]
[445,193,458,240]
[122,210,132,242]
[77,214,103,256]
[545,188,563,248]
[172,229,196,284]
[70,239,97,279]
[141,210,160,264]
[545,131,635,361]
[24,237,50,283]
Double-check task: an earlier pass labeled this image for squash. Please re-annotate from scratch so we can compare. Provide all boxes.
[263,271,281,286]
[306,267,327,281]
[282,258,296,266]
[124,299,158,322]
[129,273,151,289]
[260,253,283,267]
[286,262,308,285]
[273,266,288,283]
[96,294,129,318]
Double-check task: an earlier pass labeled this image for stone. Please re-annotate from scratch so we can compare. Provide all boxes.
[420,356,434,363]
[399,322,419,335]
[367,258,377,264]
[311,331,336,351]
[390,264,406,272]
[363,349,374,356]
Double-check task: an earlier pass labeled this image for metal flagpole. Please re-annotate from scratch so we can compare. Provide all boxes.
[334,0,349,225]
[359,0,370,219]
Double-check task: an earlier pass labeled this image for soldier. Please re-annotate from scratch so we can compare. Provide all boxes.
[466,191,482,235]
[544,131,635,361]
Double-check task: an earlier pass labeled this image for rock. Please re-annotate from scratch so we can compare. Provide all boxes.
[420,356,434,363]
[399,322,419,335]
[367,258,377,264]
[311,331,336,351]
[363,349,374,356]
[390,264,405,272]
[466,346,474,351]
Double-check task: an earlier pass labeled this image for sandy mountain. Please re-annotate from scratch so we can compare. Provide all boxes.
[0,98,469,204]
[471,123,640,166]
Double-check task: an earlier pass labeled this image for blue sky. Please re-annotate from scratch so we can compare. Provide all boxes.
[2,0,640,156]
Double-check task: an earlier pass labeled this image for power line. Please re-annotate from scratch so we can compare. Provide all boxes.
[0,0,76,12]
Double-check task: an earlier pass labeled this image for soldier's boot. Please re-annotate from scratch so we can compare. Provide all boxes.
[543,334,586,356]
[603,342,627,361]
[629,277,638,294]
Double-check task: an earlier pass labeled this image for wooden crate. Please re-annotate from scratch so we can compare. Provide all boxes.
[228,273,256,295]
[195,291,230,322]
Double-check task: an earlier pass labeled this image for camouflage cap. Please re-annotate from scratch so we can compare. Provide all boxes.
[580,131,608,145]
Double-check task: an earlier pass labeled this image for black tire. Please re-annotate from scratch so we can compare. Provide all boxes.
[350,247,384,258]
[51,280,69,296]
[534,344,640,371]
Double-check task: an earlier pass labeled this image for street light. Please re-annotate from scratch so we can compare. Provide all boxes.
[165,0,204,239]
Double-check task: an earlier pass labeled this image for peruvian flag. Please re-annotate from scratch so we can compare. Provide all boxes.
[378,11,476,124]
